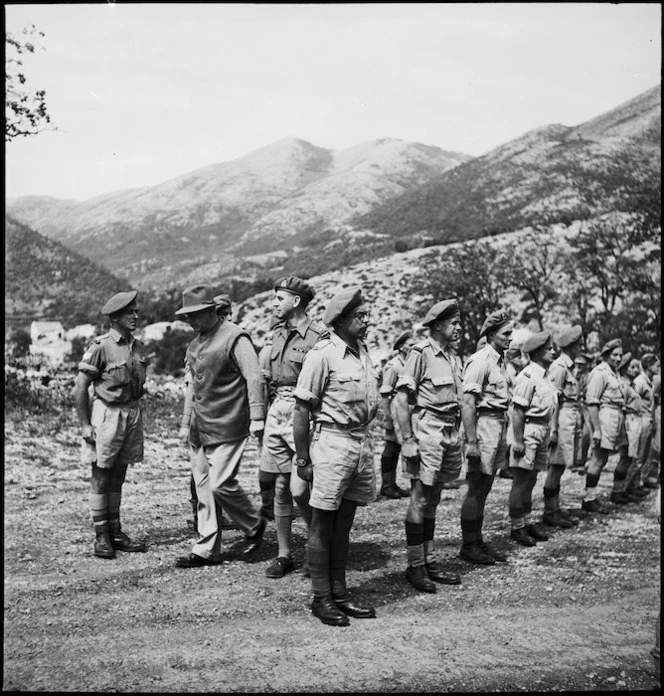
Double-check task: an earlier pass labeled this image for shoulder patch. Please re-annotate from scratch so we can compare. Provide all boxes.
[522,370,532,379]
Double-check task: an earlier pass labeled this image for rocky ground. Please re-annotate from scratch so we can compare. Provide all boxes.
[3,390,661,692]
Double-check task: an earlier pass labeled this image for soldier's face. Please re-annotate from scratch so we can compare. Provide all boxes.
[537,340,555,367]
[436,313,461,345]
[344,303,370,340]
[114,302,138,333]
[492,324,512,354]
[607,347,623,370]
[273,290,297,320]
[185,306,218,333]
[627,359,641,379]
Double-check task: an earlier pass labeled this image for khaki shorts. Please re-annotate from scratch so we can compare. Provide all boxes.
[549,406,581,468]
[81,399,144,469]
[624,413,643,459]
[407,409,462,485]
[468,414,508,475]
[309,426,376,511]
[598,406,626,452]
[509,422,550,472]
[260,395,296,473]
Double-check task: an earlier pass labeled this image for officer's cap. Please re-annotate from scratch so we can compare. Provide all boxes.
[422,299,459,327]
[479,310,511,338]
[393,330,412,352]
[214,293,232,311]
[521,330,551,354]
[102,290,138,316]
[617,351,633,372]
[175,284,216,315]
[322,288,363,326]
[557,324,583,348]
[641,352,659,369]
[275,276,315,303]
[600,338,622,356]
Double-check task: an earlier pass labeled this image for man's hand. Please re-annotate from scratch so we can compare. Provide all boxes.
[402,438,420,462]
[81,424,95,445]
[592,428,601,446]
[178,426,189,447]
[512,440,525,458]
[465,441,480,462]
[249,419,265,438]
[548,432,558,449]
[296,462,313,482]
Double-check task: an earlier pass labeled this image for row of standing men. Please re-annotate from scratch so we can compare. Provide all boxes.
[74,280,660,627]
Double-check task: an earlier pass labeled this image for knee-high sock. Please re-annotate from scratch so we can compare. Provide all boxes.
[90,493,108,536]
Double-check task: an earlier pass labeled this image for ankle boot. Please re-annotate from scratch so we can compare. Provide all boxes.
[94,531,116,559]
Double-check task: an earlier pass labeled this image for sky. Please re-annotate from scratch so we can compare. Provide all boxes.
[5,3,661,202]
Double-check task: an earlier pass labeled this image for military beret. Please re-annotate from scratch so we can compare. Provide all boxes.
[476,335,488,351]
[600,338,622,356]
[557,324,583,348]
[617,351,633,372]
[322,287,363,325]
[102,290,137,315]
[641,353,659,369]
[422,299,459,327]
[393,330,412,352]
[521,330,551,354]
[214,293,232,310]
[275,276,315,303]
[479,310,510,338]
[174,284,216,315]
[574,355,588,366]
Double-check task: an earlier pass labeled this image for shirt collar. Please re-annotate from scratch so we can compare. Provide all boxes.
[330,330,365,358]
[483,343,502,364]
[109,327,133,345]
[427,335,455,360]
[558,352,574,369]
[289,314,313,338]
[528,361,547,379]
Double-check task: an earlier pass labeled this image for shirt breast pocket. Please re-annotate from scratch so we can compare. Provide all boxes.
[106,361,130,387]
[334,372,365,403]
[429,374,456,403]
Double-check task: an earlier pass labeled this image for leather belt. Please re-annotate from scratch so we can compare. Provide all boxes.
[477,408,507,418]
[414,406,459,424]
[600,403,624,411]
[316,421,370,435]
[525,416,550,425]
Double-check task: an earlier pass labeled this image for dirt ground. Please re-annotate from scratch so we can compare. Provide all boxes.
[3,396,661,693]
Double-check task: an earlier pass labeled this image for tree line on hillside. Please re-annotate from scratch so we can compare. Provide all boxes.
[408,212,660,357]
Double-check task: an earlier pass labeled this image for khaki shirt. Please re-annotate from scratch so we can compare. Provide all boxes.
[548,352,579,406]
[621,376,642,415]
[511,362,557,419]
[396,336,462,417]
[633,372,654,417]
[585,362,625,408]
[268,317,327,387]
[78,328,147,404]
[294,331,379,428]
[379,354,406,397]
[462,344,509,410]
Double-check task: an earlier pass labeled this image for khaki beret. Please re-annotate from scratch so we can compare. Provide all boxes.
[557,324,583,348]
[600,338,622,356]
[102,290,137,315]
[175,284,216,315]
[617,351,633,372]
[422,299,459,327]
[393,330,412,351]
[479,310,510,338]
[275,276,315,303]
[641,353,659,369]
[522,330,551,354]
[322,288,363,325]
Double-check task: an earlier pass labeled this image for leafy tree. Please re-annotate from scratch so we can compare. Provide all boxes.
[5,25,53,140]
[144,329,192,376]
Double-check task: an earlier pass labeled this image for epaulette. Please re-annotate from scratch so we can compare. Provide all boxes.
[310,320,330,338]
[311,338,332,351]
[92,333,108,344]
[410,340,428,353]
[521,370,532,379]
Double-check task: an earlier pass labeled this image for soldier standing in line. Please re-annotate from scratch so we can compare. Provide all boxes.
[507,331,557,547]
[582,338,626,515]
[458,310,512,565]
[632,353,661,495]
[499,342,527,480]
[74,290,148,559]
[260,277,327,579]
[542,325,585,528]
[293,288,379,626]
[572,352,593,475]
[378,330,414,499]
[392,299,463,594]
[173,284,267,568]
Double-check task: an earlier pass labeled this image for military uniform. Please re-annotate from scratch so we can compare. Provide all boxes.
[548,352,581,469]
[380,352,407,444]
[633,360,658,491]
[585,361,626,452]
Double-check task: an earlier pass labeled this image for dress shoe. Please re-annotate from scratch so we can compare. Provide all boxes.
[542,510,573,528]
[511,527,537,546]
[478,541,507,562]
[241,517,266,557]
[380,484,407,499]
[333,595,376,619]
[498,468,514,479]
[557,508,580,525]
[525,523,549,541]
[175,552,220,568]
[110,530,147,552]
[406,564,437,593]
[425,560,461,584]
[459,544,496,565]
[265,556,295,579]
[582,499,610,514]
[311,596,350,626]
[94,533,117,559]
[610,492,629,505]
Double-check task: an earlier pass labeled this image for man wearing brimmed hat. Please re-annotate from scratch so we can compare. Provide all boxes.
[393,299,463,593]
[542,325,585,529]
[507,330,557,547]
[260,276,328,580]
[611,352,648,505]
[174,283,267,568]
[293,287,379,626]
[74,290,148,559]
[378,329,414,499]
[459,309,513,565]
[581,338,627,514]
[632,353,661,493]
